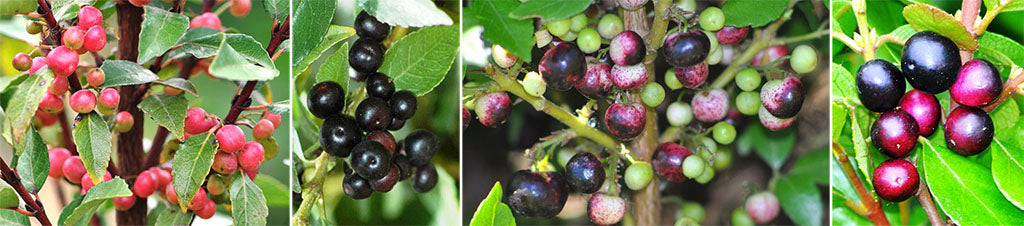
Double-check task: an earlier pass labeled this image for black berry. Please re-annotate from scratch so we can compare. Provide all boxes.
[404,129,439,166]
[349,38,385,73]
[365,72,395,100]
[856,59,905,112]
[539,42,586,91]
[354,11,390,41]
[320,115,363,157]
[663,30,710,68]
[505,170,569,218]
[901,31,961,93]
[390,90,417,120]
[760,77,804,118]
[350,141,392,180]
[412,163,438,193]
[343,174,372,199]
[307,81,345,118]
[393,154,414,180]
[564,152,604,193]
[355,97,392,131]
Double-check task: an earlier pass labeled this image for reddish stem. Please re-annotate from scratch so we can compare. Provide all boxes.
[224,16,289,124]
[57,112,77,154]
[35,0,61,44]
[0,157,52,225]
[833,143,891,225]
[113,2,147,225]
[983,71,1024,112]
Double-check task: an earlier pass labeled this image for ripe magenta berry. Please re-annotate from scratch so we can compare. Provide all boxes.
[78,6,103,28]
[216,125,245,152]
[320,115,363,157]
[249,119,273,140]
[404,129,438,166]
[351,141,391,180]
[576,63,613,100]
[39,93,64,113]
[760,77,804,118]
[114,111,134,133]
[674,62,708,89]
[899,90,941,137]
[951,59,1002,107]
[212,152,239,175]
[944,106,994,156]
[113,195,135,211]
[652,142,693,182]
[69,90,97,113]
[184,107,217,134]
[715,26,749,45]
[856,59,906,112]
[190,13,223,30]
[610,64,648,89]
[354,11,391,41]
[83,25,106,52]
[871,110,919,158]
[50,75,69,95]
[692,88,729,122]
[872,159,920,202]
[610,31,646,66]
[133,171,156,198]
[901,31,960,93]
[46,46,79,76]
[617,0,649,10]
[195,199,216,219]
[187,188,209,210]
[663,30,710,67]
[624,161,653,190]
[758,105,795,131]
[355,97,392,131]
[492,44,518,68]
[565,152,604,193]
[307,81,345,118]
[63,26,86,50]
[63,156,86,184]
[474,91,511,127]
[505,170,569,218]
[365,72,395,99]
[97,88,119,109]
[751,45,788,66]
[262,111,281,128]
[604,103,646,140]
[370,165,399,192]
[745,192,780,224]
[129,0,152,7]
[12,52,31,71]
[86,68,105,87]
[349,38,385,73]
[412,163,439,193]
[239,141,264,171]
[344,174,373,199]
[539,42,586,91]
[48,148,71,178]
[390,90,417,120]
[588,193,626,225]
[229,0,251,17]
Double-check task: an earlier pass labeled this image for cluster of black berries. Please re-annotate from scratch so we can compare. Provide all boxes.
[505,152,624,224]
[856,31,1001,202]
[307,11,440,199]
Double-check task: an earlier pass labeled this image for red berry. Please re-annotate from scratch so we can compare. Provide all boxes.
[674,62,708,89]
[12,52,31,71]
[133,171,157,198]
[951,59,1002,107]
[86,68,105,87]
[610,64,648,89]
[115,111,134,133]
[692,88,729,122]
[62,26,86,50]
[151,168,172,189]
[252,119,275,139]
[165,183,179,204]
[34,109,59,126]
[588,193,626,225]
[944,106,994,156]
[184,107,217,134]
[474,92,511,128]
[113,196,136,211]
[48,148,72,178]
[190,13,223,30]
[28,57,46,75]
[609,31,646,66]
[216,125,245,152]
[81,171,112,195]
[745,192,780,224]
[83,25,107,52]
[78,6,103,28]
[715,26,749,45]
[870,110,919,158]
[97,88,119,109]
[46,46,79,76]
[50,75,69,95]
[195,199,216,219]
[652,142,692,182]
[366,130,397,155]
[69,90,97,113]
[872,159,920,202]
[245,168,258,180]
[128,0,152,7]
[262,111,281,128]
[229,0,251,17]
[212,152,239,175]
[604,103,646,140]
[238,141,264,171]
[752,45,788,66]
[576,63,614,100]
[39,92,64,114]
[899,89,941,137]
[187,188,209,211]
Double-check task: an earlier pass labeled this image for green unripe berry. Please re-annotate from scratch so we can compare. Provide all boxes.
[569,14,587,32]
[682,155,706,178]
[560,31,578,41]
[706,46,723,65]
[701,30,719,55]
[735,68,762,91]
[666,102,693,126]
[547,18,571,38]
[522,71,546,97]
[695,165,714,183]
[674,218,699,226]
[699,7,725,31]
[712,148,732,170]
[625,161,654,190]
[790,44,818,74]
[641,82,666,107]
[26,22,42,35]
[577,28,602,54]
[732,209,755,226]
[675,0,697,13]
[735,91,761,115]
[664,69,683,90]
[597,14,624,39]
[701,136,717,154]
[712,122,737,144]
[680,202,706,223]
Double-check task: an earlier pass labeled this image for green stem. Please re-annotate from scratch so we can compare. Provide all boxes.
[292,153,336,226]
[852,0,875,59]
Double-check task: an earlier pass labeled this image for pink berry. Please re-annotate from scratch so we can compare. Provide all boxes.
[97,88,119,109]
[115,111,134,133]
[83,25,107,52]
[253,119,275,139]
[758,105,795,131]
[745,192,780,224]
[80,171,112,195]
[752,45,788,66]
[133,171,157,198]
[196,199,216,219]
[152,168,172,189]
[28,57,46,75]
[184,107,217,134]
[165,183,178,204]
[588,193,626,225]
[609,31,646,66]
[78,6,103,28]
[46,46,79,76]
[229,0,251,17]
[113,196,136,211]
[610,64,648,89]
[216,125,245,152]
[474,92,511,128]
[715,26,749,45]
[691,88,729,122]
[263,111,281,128]
[39,92,64,113]
[604,103,646,140]
[238,141,264,171]
[951,59,1002,107]
[63,26,86,50]
[576,63,614,100]
[69,90,97,113]
[212,152,239,175]
[190,13,224,30]
[12,52,31,71]
[187,188,209,211]
[128,0,152,7]
[674,62,708,89]
[50,75,69,95]
[34,109,59,126]
[899,89,941,137]
[48,148,72,178]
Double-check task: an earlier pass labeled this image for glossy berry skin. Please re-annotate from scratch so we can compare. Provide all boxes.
[133,171,157,198]
[899,90,941,137]
[307,81,345,118]
[475,92,511,127]
[229,0,251,17]
[63,156,86,184]
[97,88,119,109]
[712,121,737,144]
[389,118,406,131]
[390,90,417,120]
[663,31,710,67]
[539,42,586,91]
[216,125,245,152]
[610,31,646,66]
[28,57,46,75]
[320,115,363,157]
[355,97,392,131]
[262,111,282,128]
[624,162,653,190]
[576,63,613,100]
[354,11,390,41]
[195,200,216,219]
[745,192,780,224]
[184,107,217,134]
[46,46,79,76]
[69,90,97,113]
[604,103,646,140]
[588,193,626,225]
[856,59,906,112]
[715,26,749,45]
[759,105,795,131]
[239,141,264,171]
[78,6,103,28]
[253,119,275,139]
[211,151,239,175]
[504,170,569,218]
[652,142,692,182]
[412,163,438,193]
[610,64,648,89]
[871,110,919,158]
[872,159,920,202]
[48,148,72,178]
[393,154,415,180]
[113,196,135,211]
[522,71,546,97]
[404,129,438,166]
[760,77,804,118]
[63,26,85,50]
[86,68,105,87]
[944,106,994,156]
[83,26,106,52]
[114,111,134,133]
[50,76,69,95]
[365,72,394,99]
[12,52,31,71]
[351,141,391,180]
[692,88,730,122]
[165,183,179,204]
[371,165,399,192]
[564,152,604,193]
[751,45,788,66]
[362,130,396,155]
[901,31,961,94]
[344,174,373,199]
[39,93,63,114]
[951,59,1002,107]
[674,62,708,89]
[190,13,223,30]
[349,38,385,73]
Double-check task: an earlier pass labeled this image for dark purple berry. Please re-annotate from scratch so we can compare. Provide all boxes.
[404,129,439,166]
[652,142,692,182]
[564,152,604,193]
[349,38,385,73]
[392,154,415,180]
[365,72,395,99]
[899,89,941,137]
[475,92,512,127]
[901,31,961,93]
[350,141,391,180]
[604,103,646,140]
[870,110,919,158]
[354,11,390,41]
[505,170,569,218]
[388,118,405,131]
[951,59,1002,107]
[307,81,345,118]
[856,59,906,112]
[609,31,646,66]
[343,174,373,199]
[320,115,363,157]
[944,106,994,156]
[872,159,919,202]
[576,63,614,100]
[760,77,804,118]
[390,90,417,120]
[674,62,708,89]
[539,42,586,91]
[663,30,710,67]
[355,97,392,131]
[412,163,438,193]
[715,26,749,45]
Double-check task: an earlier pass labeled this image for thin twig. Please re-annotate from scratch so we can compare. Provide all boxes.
[224,16,289,124]
[832,143,891,225]
[0,158,52,225]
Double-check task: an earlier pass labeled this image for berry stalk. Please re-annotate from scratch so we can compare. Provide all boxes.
[831,143,891,225]
[0,156,52,225]
[293,152,335,226]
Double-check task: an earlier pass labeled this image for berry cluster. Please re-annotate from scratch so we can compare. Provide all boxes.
[856,31,999,202]
[307,12,440,199]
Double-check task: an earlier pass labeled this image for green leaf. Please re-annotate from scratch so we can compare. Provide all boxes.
[776,176,822,226]
[984,0,1024,12]
[469,182,516,226]
[722,0,789,27]
[154,206,194,226]
[378,25,458,96]
[64,178,133,226]
[253,174,289,208]
[848,106,874,187]
[138,94,189,139]
[830,153,861,206]
[830,63,857,100]
[358,0,454,27]
[975,31,1024,72]
[292,0,337,69]
[0,0,36,15]
[57,195,83,226]
[172,132,218,211]
[2,68,52,145]
[0,186,17,208]
[0,209,30,226]
[100,60,160,88]
[416,165,461,225]
[153,78,198,97]
[15,126,48,193]
[263,0,290,20]
[137,5,190,63]
[208,35,279,81]
[507,0,590,20]
[472,0,535,63]
[887,24,917,43]
[735,123,795,169]
[831,103,848,143]
[315,42,350,88]
[831,206,872,225]
[991,98,1020,131]
[50,0,95,21]
[992,137,1024,210]
[291,25,355,71]
[902,4,978,51]
[176,28,223,58]
[920,137,1024,224]
[73,112,112,185]
[786,149,828,185]
[231,175,268,226]
[865,0,907,33]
